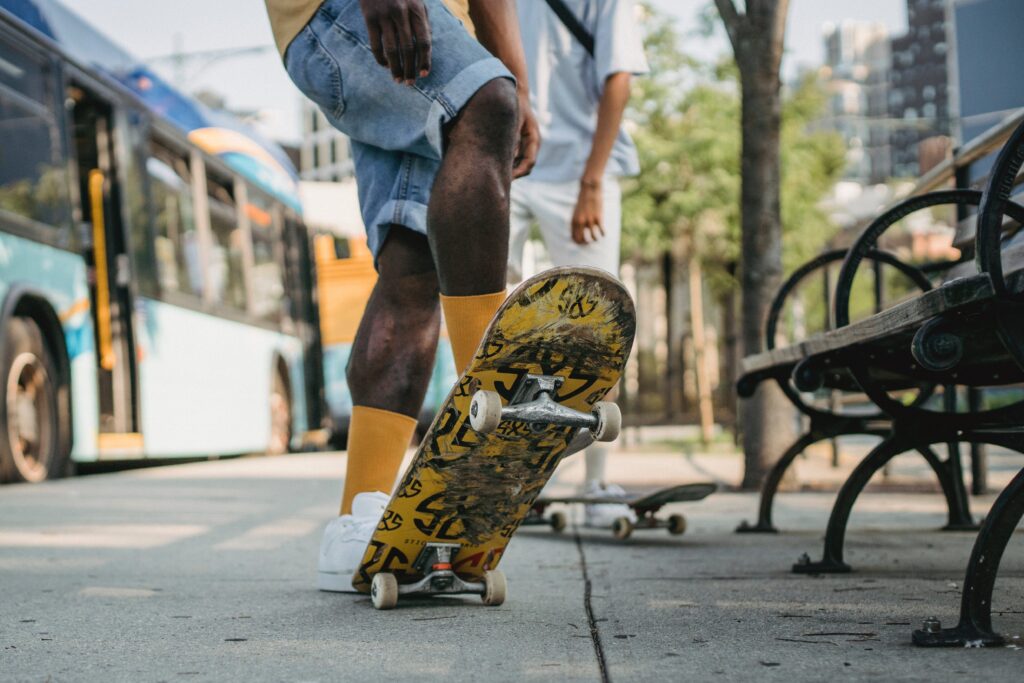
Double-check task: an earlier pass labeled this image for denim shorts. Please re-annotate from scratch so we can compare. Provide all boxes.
[284,0,514,263]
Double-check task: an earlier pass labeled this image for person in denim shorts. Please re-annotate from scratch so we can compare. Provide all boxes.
[264,0,539,592]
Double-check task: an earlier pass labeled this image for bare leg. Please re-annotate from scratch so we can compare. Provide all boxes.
[347,227,441,416]
[428,78,519,296]
[584,445,609,489]
[344,78,518,477]
[345,79,519,410]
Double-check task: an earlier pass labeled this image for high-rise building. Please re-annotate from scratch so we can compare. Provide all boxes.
[819,20,892,183]
[951,0,1024,147]
[299,100,354,182]
[887,0,952,178]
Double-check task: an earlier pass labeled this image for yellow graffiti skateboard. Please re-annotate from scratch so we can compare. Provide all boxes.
[353,267,635,609]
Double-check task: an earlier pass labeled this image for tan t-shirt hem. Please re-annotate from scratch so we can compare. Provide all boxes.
[265,0,474,57]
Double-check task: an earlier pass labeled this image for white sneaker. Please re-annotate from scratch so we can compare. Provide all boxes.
[583,482,638,529]
[316,491,389,593]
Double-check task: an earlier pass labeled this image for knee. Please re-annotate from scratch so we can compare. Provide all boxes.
[378,270,441,309]
[470,78,519,125]
[369,261,441,324]
[452,78,519,147]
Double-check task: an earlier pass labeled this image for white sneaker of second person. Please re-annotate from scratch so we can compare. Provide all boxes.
[582,482,638,529]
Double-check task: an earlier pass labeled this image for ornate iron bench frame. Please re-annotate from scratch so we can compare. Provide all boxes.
[737,115,1024,647]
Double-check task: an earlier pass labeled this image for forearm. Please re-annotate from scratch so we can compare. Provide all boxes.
[582,72,632,184]
[468,0,530,95]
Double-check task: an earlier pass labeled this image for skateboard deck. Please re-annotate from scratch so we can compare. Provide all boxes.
[536,483,717,508]
[353,267,635,597]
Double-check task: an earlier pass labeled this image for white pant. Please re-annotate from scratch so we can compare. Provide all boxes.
[508,177,622,284]
[508,176,622,489]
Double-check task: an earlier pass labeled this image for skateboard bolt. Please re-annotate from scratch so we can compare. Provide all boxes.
[922,617,942,633]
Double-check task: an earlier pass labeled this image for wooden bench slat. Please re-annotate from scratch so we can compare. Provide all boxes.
[740,273,996,376]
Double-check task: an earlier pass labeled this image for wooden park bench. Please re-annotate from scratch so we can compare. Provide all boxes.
[737,112,1024,647]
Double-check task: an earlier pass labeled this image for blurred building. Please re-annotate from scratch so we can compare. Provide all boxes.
[951,0,1024,149]
[299,180,364,238]
[299,100,354,182]
[819,21,892,183]
[296,100,361,239]
[887,0,952,177]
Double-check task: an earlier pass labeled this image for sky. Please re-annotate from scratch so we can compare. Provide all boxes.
[58,0,909,145]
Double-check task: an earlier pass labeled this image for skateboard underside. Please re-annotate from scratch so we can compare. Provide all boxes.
[526,483,718,540]
[537,483,718,508]
[352,268,636,595]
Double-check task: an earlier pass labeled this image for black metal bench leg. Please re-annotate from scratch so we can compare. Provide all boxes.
[736,431,821,534]
[793,437,906,574]
[935,388,977,530]
[970,442,988,496]
[916,445,978,531]
[913,467,1024,647]
[967,388,988,495]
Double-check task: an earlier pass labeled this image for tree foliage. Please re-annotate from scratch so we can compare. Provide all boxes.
[621,5,846,293]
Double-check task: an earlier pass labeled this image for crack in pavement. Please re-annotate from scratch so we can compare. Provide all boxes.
[574,527,610,683]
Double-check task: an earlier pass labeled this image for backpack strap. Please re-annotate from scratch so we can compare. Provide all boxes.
[543,0,595,56]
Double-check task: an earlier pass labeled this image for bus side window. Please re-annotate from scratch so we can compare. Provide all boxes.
[247,190,284,324]
[0,36,71,239]
[147,147,202,298]
[206,176,246,311]
[121,112,159,298]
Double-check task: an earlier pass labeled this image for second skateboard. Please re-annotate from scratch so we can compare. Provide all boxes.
[525,483,718,539]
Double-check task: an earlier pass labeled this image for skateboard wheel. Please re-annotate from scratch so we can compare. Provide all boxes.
[371,573,399,610]
[611,516,633,540]
[470,390,502,434]
[592,402,621,442]
[550,511,568,533]
[482,570,507,606]
[668,514,687,536]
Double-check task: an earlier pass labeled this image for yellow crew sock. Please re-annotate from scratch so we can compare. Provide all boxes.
[440,290,506,372]
[341,406,418,515]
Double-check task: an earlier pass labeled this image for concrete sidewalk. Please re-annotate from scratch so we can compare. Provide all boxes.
[1,451,1021,682]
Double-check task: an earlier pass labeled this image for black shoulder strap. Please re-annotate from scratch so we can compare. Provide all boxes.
[543,0,595,57]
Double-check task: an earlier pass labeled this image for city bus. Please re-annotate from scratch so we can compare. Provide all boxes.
[0,1,326,483]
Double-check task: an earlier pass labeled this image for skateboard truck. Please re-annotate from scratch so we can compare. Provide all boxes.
[370,543,507,610]
[608,508,688,540]
[469,374,621,442]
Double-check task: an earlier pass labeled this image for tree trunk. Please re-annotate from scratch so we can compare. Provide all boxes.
[689,259,715,444]
[713,0,795,488]
[736,60,795,489]
[717,280,739,430]
[666,248,688,420]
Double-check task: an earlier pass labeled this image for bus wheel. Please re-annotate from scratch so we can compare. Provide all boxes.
[0,317,62,484]
[267,367,292,455]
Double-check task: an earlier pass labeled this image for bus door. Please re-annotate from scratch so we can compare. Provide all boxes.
[283,214,327,443]
[68,84,141,452]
